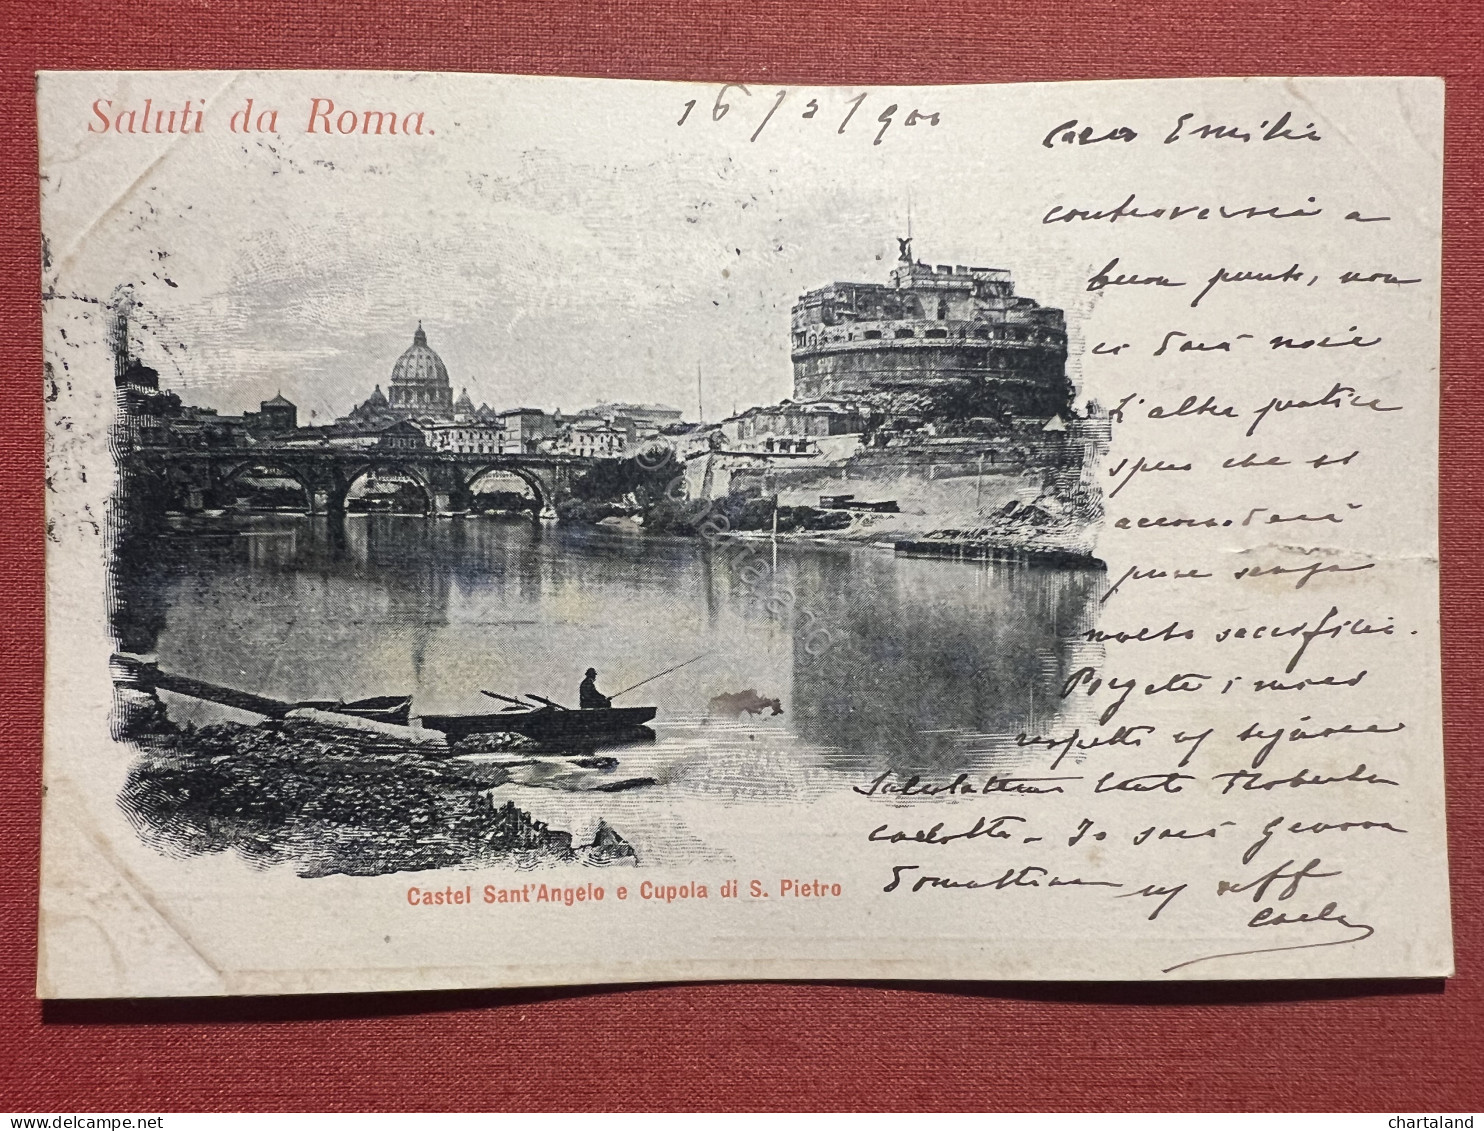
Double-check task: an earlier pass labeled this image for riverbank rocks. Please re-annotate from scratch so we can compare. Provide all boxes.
[117,715,635,877]
[450,730,544,755]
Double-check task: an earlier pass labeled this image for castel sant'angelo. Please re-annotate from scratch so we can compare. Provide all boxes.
[789,237,1072,423]
[714,237,1103,561]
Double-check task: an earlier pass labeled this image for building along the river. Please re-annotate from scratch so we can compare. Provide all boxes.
[789,237,1071,422]
[685,239,1104,552]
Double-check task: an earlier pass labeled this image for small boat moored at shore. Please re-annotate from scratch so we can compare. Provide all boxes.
[894,539,1105,570]
[295,695,413,726]
[111,655,416,725]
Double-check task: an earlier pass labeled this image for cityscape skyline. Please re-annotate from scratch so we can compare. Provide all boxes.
[53,86,1087,430]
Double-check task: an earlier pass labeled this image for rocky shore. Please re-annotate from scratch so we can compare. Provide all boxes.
[118,715,637,878]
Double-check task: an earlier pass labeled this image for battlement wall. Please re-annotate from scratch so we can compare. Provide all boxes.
[789,256,1070,413]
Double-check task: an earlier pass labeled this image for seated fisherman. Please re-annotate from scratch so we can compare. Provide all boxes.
[579,667,611,710]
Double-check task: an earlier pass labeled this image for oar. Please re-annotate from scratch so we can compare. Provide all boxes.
[526,693,571,711]
[480,690,528,707]
[610,652,713,700]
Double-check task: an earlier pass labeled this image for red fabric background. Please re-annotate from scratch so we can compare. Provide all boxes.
[2,0,1481,1112]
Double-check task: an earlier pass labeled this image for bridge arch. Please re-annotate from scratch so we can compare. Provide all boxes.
[216,459,314,513]
[341,461,436,515]
[464,466,546,515]
[461,462,556,517]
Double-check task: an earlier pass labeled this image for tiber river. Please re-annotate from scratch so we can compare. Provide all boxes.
[117,514,1104,871]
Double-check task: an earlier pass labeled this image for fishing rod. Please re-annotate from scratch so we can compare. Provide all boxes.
[610,652,712,699]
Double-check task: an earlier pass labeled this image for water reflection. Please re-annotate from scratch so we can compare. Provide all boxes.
[119,514,1101,775]
[787,548,1102,769]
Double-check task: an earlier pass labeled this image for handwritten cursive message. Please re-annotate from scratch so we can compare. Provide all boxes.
[849,83,1446,978]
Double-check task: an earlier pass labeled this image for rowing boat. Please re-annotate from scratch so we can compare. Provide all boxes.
[419,704,657,744]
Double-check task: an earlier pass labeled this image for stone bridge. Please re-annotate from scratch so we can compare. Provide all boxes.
[123,445,611,519]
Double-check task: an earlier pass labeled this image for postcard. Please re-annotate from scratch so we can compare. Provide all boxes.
[37,71,1449,996]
